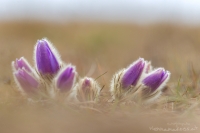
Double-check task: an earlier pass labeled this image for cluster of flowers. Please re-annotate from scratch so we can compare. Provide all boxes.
[12,38,170,103]
[110,58,170,102]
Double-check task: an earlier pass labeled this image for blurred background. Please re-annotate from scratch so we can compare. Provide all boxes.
[1,0,200,25]
[1,1,200,132]
[1,0,200,89]
[1,0,200,86]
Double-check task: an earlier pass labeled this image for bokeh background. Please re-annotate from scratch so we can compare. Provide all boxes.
[1,0,200,133]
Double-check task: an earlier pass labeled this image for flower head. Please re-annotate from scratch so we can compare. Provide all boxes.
[12,57,40,95]
[12,57,32,72]
[110,58,170,102]
[110,58,147,100]
[14,68,39,94]
[55,65,77,92]
[121,58,146,89]
[12,38,81,99]
[142,68,170,93]
[35,39,61,75]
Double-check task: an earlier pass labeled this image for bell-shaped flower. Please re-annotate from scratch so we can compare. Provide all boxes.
[14,68,39,94]
[55,65,77,92]
[142,68,170,93]
[34,39,61,75]
[71,77,101,102]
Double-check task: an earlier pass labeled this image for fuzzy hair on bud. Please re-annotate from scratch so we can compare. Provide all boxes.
[145,61,153,74]
[110,58,148,100]
[70,77,101,102]
[110,58,171,103]
[139,68,170,102]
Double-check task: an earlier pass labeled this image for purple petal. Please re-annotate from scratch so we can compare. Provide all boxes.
[56,65,76,92]
[15,69,39,94]
[14,57,32,72]
[142,68,169,92]
[121,58,145,89]
[36,39,60,75]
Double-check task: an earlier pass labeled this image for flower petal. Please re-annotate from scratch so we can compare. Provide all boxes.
[35,39,60,75]
[121,58,145,89]
[55,65,76,92]
[14,68,39,94]
[142,68,170,92]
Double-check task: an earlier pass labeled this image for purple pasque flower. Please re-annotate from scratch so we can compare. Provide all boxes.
[35,39,60,75]
[55,65,77,92]
[142,68,170,93]
[12,57,39,94]
[14,68,39,94]
[121,58,146,89]
[12,57,32,72]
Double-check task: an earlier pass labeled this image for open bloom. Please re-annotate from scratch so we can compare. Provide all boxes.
[55,65,77,92]
[35,39,61,75]
[70,77,101,102]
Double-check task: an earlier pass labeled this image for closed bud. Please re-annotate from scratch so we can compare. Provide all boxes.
[121,58,146,89]
[110,58,147,100]
[35,39,61,75]
[71,77,101,102]
[14,68,39,94]
[142,68,170,93]
[12,57,32,72]
[55,65,77,92]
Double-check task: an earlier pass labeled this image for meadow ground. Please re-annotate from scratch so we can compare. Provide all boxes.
[0,22,200,133]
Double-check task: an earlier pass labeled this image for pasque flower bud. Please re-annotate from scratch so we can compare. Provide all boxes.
[55,65,77,92]
[121,58,146,89]
[13,57,32,72]
[110,58,147,99]
[12,57,39,95]
[142,68,170,93]
[71,77,101,102]
[110,58,170,102]
[35,39,61,75]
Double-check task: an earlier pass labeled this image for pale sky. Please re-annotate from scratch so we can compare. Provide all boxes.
[1,0,200,25]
